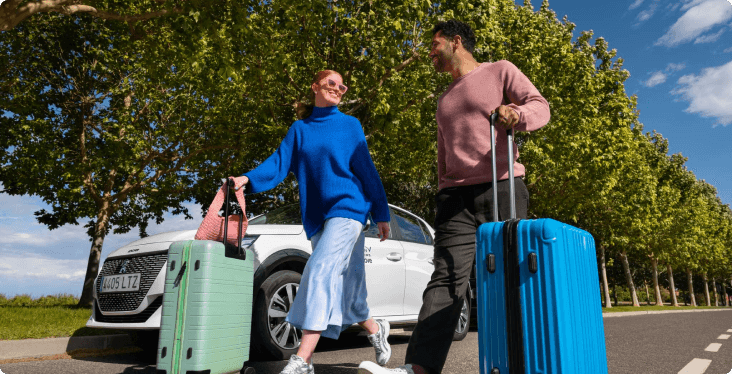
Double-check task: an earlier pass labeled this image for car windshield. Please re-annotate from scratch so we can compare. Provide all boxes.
[249,204,302,225]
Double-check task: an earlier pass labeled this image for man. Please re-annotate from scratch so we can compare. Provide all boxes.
[358,19,550,374]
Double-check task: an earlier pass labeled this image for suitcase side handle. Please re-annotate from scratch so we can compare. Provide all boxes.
[489,112,517,221]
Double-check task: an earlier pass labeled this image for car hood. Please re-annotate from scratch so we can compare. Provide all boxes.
[245,224,303,236]
[107,230,197,258]
[106,225,303,259]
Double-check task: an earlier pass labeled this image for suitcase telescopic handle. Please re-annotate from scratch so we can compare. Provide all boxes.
[489,112,517,222]
[222,178,244,255]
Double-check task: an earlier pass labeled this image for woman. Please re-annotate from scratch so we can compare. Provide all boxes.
[231,70,392,374]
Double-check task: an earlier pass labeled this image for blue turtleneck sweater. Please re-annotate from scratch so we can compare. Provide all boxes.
[244,106,390,239]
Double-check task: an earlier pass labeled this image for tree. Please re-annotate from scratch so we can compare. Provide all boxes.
[0,0,186,31]
[0,12,254,306]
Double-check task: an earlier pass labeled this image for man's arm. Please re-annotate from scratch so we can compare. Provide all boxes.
[497,60,551,132]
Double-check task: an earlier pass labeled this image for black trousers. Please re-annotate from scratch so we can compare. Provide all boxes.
[404,178,529,374]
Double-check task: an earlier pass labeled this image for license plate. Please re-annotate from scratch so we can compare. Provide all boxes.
[100,273,141,293]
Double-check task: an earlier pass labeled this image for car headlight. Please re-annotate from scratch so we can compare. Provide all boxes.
[241,235,259,249]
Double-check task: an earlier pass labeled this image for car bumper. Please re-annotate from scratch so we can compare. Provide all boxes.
[86,253,168,330]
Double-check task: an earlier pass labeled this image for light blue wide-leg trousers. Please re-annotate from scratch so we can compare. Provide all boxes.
[285,217,369,339]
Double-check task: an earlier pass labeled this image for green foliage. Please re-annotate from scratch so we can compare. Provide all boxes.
[1,0,731,307]
[0,294,80,308]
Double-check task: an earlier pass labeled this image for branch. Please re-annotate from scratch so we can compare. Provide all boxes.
[1,0,183,31]
[283,67,304,99]
[345,49,421,115]
[301,16,327,61]
[115,144,233,203]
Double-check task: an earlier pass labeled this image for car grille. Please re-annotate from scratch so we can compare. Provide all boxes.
[95,253,167,312]
[94,296,163,323]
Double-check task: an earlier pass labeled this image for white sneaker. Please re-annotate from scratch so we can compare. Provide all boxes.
[280,354,314,374]
[358,362,416,374]
[367,319,392,365]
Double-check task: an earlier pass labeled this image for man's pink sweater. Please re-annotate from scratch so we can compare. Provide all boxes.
[436,60,551,190]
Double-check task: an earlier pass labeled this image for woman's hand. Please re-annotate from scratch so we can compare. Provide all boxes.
[229,175,249,191]
[377,222,390,242]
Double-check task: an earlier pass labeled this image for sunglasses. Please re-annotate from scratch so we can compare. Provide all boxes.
[321,79,348,94]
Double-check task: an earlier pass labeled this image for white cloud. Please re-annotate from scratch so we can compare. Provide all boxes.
[656,0,732,47]
[643,71,668,87]
[665,62,687,72]
[0,220,88,247]
[667,3,682,12]
[725,46,732,52]
[629,0,645,10]
[694,27,726,43]
[0,192,203,297]
[0,190,44,217]
[637,3,659,22]
[671,59,732,126]
[0,254,88,281]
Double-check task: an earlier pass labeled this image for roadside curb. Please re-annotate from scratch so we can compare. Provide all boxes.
[0,334,133,361]
[602,308,732,318]
[2,308,732,360]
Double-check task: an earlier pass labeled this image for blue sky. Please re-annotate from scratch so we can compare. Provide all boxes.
[1,0,731,298]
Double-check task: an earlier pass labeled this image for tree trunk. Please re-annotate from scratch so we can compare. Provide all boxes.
[724,282,729,307]
[77,202,112,308]
[644,280,651,305]
[652,258,663,306]
[712,279,719,307]
[703,273,711,307]
[620,250,640,307]
[668,265,679,307]
[687,270,696,307]
[600,245,612,308]
[613,284,618,306]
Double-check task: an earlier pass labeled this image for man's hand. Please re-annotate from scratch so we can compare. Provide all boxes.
[377,222,390,242]
[490,105,519,129]
[229,175,249,191]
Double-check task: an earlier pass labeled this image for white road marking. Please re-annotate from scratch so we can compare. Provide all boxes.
[678,358,712,374]
[718,334,731,340]
[705,343,722,352]
[728,329,732,333]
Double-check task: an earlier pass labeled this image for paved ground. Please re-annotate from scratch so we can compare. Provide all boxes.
[3,309,732,374]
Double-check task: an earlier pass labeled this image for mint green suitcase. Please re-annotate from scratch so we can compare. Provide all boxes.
[157,180,255,374]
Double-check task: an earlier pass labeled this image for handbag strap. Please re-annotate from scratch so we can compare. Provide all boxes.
[202,181,248,224]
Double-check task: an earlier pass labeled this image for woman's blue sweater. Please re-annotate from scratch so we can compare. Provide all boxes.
[244,105,390,239]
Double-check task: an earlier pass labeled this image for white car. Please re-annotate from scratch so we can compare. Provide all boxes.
[87,204,472,359]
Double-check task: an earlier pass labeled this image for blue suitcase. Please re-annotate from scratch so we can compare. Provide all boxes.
[475,114,607,374]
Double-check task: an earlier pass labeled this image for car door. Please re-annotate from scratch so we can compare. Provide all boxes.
[390,207,435,316]
[363,213,405,317]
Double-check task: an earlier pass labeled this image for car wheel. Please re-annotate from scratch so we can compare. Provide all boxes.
[252,270,303,360]
[453,292,471,341]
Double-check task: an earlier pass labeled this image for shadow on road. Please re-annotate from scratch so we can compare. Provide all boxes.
[64,329,420,373]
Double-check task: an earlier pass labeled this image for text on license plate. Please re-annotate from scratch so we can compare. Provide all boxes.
[100,273,141,293]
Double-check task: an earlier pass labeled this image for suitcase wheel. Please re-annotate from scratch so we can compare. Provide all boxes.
[241,366,255,374]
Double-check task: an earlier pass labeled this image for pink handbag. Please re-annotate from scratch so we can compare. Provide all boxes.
[194,179,248,246]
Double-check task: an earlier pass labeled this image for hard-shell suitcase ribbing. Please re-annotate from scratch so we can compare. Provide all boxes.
[157,179,255,374]
[475,113,608,374]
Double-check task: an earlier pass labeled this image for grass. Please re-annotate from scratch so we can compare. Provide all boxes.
[0,294,127,340]
[602,304,731,313]
[2,294,730,340]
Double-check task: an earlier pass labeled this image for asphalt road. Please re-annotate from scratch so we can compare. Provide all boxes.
[2,311,732,374]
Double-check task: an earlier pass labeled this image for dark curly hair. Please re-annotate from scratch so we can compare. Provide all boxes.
[432,19,476,54]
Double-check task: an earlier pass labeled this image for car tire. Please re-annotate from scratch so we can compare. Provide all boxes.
[252,270,303,360]
[453,290,471,341]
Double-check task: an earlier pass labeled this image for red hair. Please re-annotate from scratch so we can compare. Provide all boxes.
[295,70,343,119]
